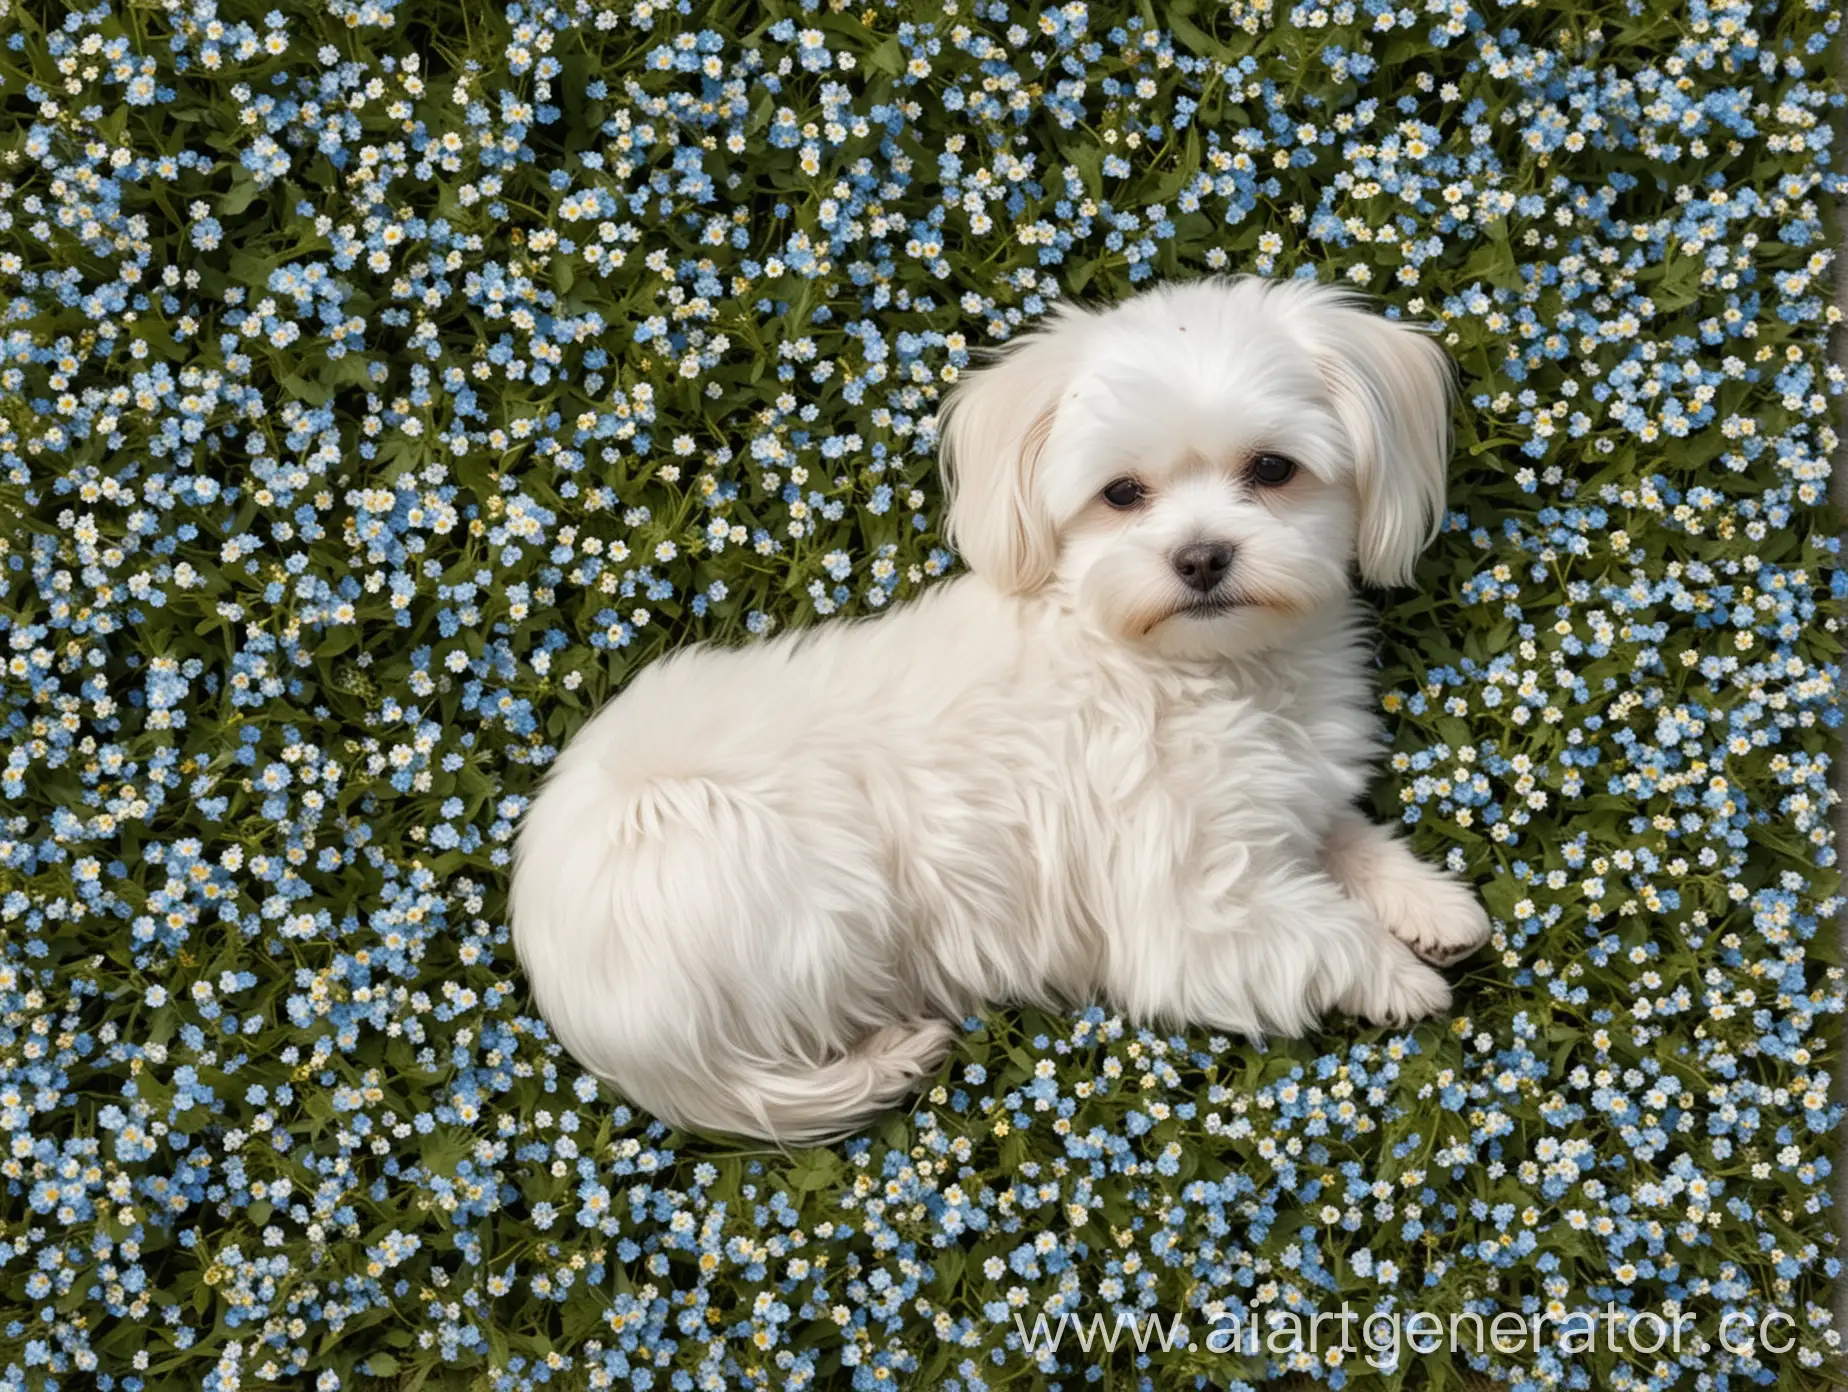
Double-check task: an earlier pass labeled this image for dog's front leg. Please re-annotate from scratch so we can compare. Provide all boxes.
[1113,872,1454,1037]
[1320,810,1491,966]
[1286,874,1458,1031]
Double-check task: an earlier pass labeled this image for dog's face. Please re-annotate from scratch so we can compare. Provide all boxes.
[937,277,1455,659]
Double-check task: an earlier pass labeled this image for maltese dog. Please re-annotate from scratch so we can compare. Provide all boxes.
[511,275,1491,1143]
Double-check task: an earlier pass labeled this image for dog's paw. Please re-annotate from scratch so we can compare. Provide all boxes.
[1381,876,1490,967]
[1361,947,1453,1029]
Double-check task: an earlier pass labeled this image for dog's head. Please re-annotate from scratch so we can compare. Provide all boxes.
[936,276,1455,659]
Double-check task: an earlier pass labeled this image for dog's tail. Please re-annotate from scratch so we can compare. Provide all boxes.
[696,1020,958,1146]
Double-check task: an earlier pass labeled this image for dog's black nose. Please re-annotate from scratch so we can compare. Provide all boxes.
[1172,541,1234,593]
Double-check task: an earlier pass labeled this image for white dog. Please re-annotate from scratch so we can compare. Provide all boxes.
[511,275,1491,1144]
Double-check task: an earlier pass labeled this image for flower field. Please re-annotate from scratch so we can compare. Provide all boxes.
[0,0,1843,1388]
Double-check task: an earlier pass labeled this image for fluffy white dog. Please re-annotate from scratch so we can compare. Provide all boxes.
[511,275,1491,1144]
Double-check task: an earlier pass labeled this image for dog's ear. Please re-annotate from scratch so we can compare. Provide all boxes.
[936,313,1085,593]
[1304,292,1456,587]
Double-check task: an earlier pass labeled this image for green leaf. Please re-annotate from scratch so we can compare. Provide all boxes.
[782,1149,844,1193]
[220,175,263,218]
[865,36,905,76]
[279,372,330,406]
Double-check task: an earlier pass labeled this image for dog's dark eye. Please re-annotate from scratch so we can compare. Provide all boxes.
[1250,454,1298,487]
[1101,477,1146,509]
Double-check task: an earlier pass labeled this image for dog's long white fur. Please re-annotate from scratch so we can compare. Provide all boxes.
[511,276,1492,1143]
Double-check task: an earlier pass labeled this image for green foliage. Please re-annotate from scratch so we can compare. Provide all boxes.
[0,0,1841,1388]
